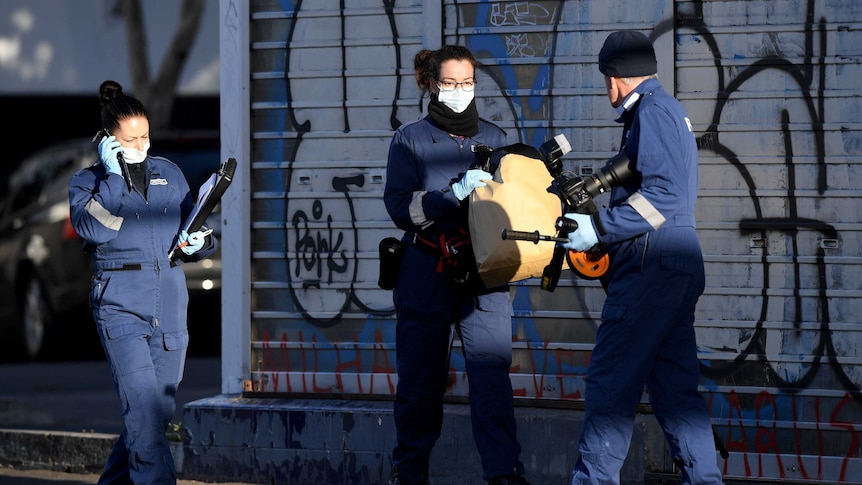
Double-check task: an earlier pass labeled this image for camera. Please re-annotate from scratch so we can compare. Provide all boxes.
[538,134,635,214]
[555,152,633,211]
[488,134,638,286]
[501,134,638,287]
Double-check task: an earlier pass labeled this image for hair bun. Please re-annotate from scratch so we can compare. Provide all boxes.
[98,80,124,107]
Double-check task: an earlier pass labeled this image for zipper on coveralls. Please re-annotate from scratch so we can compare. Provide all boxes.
[450,134,466,151]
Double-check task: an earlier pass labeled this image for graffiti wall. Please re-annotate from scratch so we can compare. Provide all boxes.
[231,0,862,482]
[675,1,862,482]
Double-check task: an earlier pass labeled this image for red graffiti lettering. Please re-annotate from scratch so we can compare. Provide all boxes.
[830,392,858,482]
[724,390,752,476]
[753,391,784,479]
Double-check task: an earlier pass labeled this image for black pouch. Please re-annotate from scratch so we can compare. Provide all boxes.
[378,237,405,290]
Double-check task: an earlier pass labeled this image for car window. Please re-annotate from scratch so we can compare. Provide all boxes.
[6,143,93,214]
[45,149,92,202]
[10,154,53,212]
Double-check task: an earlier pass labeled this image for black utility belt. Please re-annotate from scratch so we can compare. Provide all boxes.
[103,261,178,271]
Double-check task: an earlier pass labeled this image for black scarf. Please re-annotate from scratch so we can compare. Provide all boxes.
[428,97,479,137]
[130,160,148,196]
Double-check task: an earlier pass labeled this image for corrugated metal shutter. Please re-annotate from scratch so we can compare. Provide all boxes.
[674,1,862,482]
[247,1,428,395]
[241,0,862,482]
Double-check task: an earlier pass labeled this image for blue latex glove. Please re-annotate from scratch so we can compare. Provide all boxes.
[98,135,122,175]
[178,229,207,255]
[451,169,492,200]
[559,212,598,252]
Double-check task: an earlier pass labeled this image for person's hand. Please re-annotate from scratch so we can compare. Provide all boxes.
[559,212,598,251]
[98,135,122,175]
[178,230,207,255]
[452,169,492,200]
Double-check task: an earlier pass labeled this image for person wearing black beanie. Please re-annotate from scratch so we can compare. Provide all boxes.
[598,30,658,79]
[560,31,727,485]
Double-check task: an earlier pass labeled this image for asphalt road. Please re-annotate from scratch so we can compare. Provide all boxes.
[0,355,232,483]
[0,293,238,482]
[0,356,222,434]
[0,292,223,434]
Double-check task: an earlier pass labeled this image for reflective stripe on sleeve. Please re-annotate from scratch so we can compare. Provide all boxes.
[409,191,432,229]
[85,198,124,231]
[627,192,666,230]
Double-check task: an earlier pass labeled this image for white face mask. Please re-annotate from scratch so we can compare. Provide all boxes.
[122,141,151,164]
[437,88,474,114]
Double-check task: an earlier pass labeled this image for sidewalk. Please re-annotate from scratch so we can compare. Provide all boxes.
[0,413,754,485]
[0,466,255,485]
[0,428,256,484]
[0,357,238,481]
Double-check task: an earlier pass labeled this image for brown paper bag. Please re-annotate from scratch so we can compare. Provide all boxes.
[469,146,563,288]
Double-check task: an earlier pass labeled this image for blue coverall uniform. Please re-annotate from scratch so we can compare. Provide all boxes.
[384,115,525,482]
[69,156,216,485]
[570,78,724,485]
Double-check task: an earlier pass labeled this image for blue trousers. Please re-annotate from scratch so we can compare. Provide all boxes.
[392,255,523,481]
[570,231,724,485]
[91,266,189,485]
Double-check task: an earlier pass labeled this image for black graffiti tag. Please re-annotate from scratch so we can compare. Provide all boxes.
[291,199,348,285]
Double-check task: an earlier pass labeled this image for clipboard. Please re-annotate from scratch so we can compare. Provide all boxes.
[168,157,237,258]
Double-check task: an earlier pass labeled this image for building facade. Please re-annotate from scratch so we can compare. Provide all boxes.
[212,1,862,483]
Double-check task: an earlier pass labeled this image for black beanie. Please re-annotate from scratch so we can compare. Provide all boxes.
[599,30,657,77]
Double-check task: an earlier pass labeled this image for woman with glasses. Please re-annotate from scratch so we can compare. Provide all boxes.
[383,45,531,485]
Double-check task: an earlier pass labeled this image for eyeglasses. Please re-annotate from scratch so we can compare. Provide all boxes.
[437,79,476,92]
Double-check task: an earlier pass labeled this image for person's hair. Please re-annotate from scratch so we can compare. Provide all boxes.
[98,80,148,133]
[413,45,476,91]
[618,74,657,86]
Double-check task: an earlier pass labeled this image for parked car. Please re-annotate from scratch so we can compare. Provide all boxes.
[0,132,222,361]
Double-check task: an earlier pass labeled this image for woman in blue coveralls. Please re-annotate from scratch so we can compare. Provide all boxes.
[560,32,725,485]
[383,46,530,485]
[69,80,216,485]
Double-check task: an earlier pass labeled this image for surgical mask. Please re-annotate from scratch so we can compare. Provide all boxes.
[122,141,151,164]
[436,88,474,114]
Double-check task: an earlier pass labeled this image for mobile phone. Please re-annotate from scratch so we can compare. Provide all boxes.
[91,129,109,143]
[92,128,132,191]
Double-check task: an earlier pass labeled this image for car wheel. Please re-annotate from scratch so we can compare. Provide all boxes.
[19,273,52,360]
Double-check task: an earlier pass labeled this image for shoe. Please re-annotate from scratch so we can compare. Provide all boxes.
[488,474,531,485]
[388,465,430,485]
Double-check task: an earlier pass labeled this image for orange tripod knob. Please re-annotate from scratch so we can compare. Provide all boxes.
[566,250,609,280]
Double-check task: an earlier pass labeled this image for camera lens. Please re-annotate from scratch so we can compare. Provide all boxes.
[584,153,632,198]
